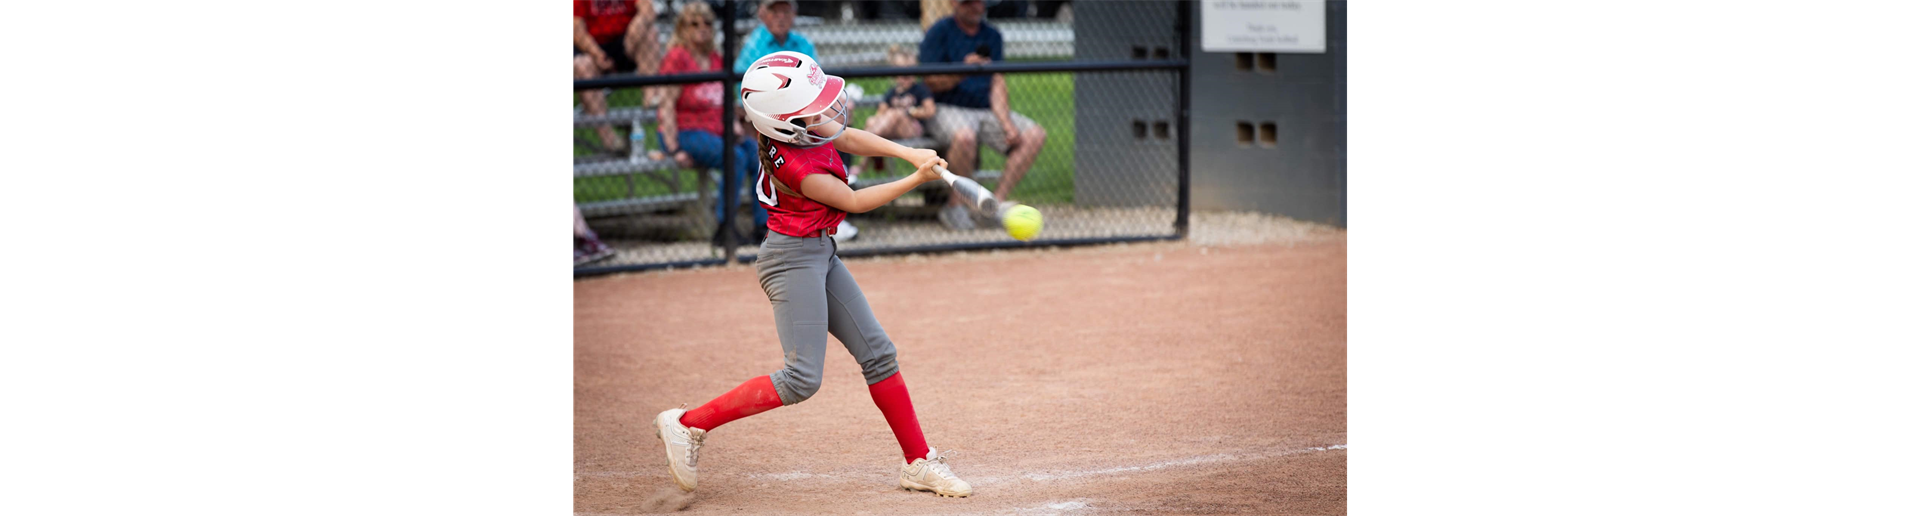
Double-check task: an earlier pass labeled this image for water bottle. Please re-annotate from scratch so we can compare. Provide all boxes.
[629,120,647,163]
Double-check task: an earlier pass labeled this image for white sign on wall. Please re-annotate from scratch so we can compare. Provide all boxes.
[1201,0,1326,53]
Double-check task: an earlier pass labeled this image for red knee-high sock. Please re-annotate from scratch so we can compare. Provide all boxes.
[679,375,784,432]
[867,372,931,463]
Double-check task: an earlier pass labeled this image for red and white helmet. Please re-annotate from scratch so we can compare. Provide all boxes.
[740,51,852,147]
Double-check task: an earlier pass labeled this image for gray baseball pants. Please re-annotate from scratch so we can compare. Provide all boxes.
[756,230,900,406]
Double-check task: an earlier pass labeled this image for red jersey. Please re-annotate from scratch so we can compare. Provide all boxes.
[574,0,635,46]
[756,140,848,237]
[659,47,726,134]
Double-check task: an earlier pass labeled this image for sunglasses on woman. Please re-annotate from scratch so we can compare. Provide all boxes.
[683,18,711,27]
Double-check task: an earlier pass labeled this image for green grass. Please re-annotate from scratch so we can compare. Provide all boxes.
[576,72,1077,205]
[574,88,670,204]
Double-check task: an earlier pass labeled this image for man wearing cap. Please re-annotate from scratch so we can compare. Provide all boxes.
[918,0,1047,231]
[733,0,817,73]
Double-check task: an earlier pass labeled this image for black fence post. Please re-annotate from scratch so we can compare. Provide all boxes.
[720,0,741,263]
[1175,0,1194,240]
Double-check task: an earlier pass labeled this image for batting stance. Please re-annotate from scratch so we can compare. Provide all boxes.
[652,51,973,498]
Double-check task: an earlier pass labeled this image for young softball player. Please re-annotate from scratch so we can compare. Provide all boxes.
[651,51,973,498]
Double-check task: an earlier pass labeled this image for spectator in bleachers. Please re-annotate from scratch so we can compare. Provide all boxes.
[732,0,816,74]
[650,1,768,244]
[575,0,660,153]
[575,206,615,266]
[919,0,1048,230]
[850,45,936,183]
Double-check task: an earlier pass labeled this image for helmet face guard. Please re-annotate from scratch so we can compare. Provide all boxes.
[783,86,852,147]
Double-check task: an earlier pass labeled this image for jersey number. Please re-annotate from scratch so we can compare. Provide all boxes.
[755,169,778,207]
[756,146,784,207]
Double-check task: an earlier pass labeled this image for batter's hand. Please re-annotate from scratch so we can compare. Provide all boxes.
[902,148,939,168]
[910,151,948,183]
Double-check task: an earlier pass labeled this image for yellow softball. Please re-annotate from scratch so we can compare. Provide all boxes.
[1002,204,1043,241]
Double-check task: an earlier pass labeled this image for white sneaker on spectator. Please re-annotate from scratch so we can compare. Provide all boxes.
[833,220,859,243]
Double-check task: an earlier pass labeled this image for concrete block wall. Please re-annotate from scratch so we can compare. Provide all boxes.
[1072,1,1182,208]
[1189,0,1346,226]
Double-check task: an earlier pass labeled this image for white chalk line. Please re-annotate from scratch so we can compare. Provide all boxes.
[579,444,1348,486]
[575,471,647,478]
[749,471,831,481]
[582,500,1093,516]
[1020,444,1346,482]
[1002,499,1095,516]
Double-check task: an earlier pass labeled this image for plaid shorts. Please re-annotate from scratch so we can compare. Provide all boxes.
[923,104,1039,155]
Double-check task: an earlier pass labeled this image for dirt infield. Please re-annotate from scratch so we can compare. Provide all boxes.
[575,226,1346,515]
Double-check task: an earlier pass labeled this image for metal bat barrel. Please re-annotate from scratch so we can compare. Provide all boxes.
[935,166,999,213]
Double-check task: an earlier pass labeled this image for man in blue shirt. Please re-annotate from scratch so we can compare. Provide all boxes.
[918,0,1048,230]
[732,0,816,76]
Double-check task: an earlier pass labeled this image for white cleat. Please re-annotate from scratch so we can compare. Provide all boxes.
[899,447,972,498]
[654,407,705,492]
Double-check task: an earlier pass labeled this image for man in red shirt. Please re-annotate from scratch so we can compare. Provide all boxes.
[574,0,659,153]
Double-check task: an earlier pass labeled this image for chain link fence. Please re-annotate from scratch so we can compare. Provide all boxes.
[576,0,1188,275]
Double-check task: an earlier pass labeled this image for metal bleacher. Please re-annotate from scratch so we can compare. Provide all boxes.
[575,19,1062,219]
[575,94,996,219]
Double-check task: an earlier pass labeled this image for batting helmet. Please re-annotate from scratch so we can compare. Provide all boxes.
[740,51,852,147]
